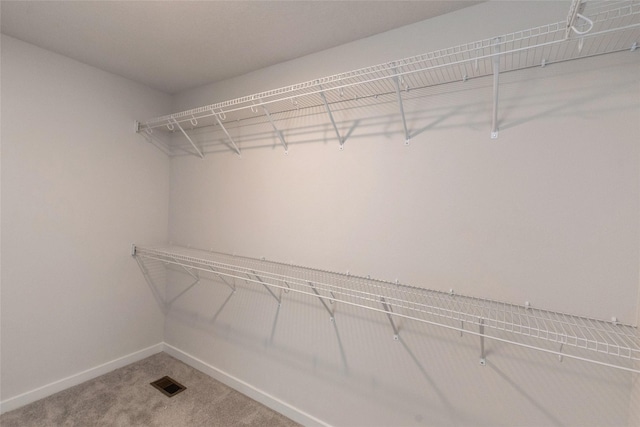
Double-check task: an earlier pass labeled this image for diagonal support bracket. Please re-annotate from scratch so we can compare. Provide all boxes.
[490,38,501,139]
[178,263,199,280]
[308,282,334,321]
[380,297,399,340]
[249,271,281,305]
[211,109,241,156]
[208,266,236,293]
[318,84,345,150]
[164,260,201,305]
[392,69,411,146]
[167,276,200,305]
[171,118,204,158]
[259,103,288,154]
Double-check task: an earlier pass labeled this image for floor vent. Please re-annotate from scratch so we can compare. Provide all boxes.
[150,376,186,397]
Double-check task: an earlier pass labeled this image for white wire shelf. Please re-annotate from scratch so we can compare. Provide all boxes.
[132,244,640,374]
[136,0,640,157]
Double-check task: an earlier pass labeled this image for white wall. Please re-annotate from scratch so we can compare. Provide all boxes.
[631,290,640,426]
[168,2,640,426]
[0,35,171,407]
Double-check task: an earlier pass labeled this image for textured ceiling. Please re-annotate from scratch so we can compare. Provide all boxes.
[1,1,481,94]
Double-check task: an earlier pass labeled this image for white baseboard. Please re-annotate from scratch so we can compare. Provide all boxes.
[163,343,330,427]
[0,343,164,414]
[1,342,328,426]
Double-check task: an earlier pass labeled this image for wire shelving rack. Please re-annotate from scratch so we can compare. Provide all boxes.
[132,244,640,374]
[135,0,640,157]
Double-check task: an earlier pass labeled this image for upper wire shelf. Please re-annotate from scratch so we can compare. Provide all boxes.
[136,0,640,157]
[133,244,640,374]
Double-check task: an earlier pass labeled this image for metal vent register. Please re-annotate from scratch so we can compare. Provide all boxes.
[150,376,186,397]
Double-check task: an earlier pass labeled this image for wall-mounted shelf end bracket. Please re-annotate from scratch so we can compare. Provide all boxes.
[392,68,411,145]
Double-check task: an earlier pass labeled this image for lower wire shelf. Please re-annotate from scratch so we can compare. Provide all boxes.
[132,244,640,374]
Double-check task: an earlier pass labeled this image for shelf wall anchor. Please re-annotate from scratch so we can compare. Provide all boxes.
[318,84,345,150]
[308,282,335,321]
[211,109,241,156]
[171,118,204,159]
[392,69,411,145]
[380,296,399,340]
[479,318,486,365]
[490,38,501,139]
[260,104,288,154]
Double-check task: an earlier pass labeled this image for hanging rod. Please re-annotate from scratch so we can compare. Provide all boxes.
[135,1,640,157]
[132,244,640,373]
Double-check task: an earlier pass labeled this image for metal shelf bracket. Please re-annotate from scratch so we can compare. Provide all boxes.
[171,118,204,159]
[308,282,335,321]
[392,68,411,145]
[250,271,281,305]
[479,318,486,366]
[318,84,345,150]
[211,109,241,156]
[381,296,400,340]
[259,102,288,154]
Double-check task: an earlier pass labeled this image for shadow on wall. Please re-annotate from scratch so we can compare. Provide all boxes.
[149,54,640,158]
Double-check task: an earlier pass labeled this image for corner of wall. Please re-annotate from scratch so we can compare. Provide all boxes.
[0,344,164,415]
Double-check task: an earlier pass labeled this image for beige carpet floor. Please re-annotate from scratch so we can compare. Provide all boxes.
[0,352,301,427]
